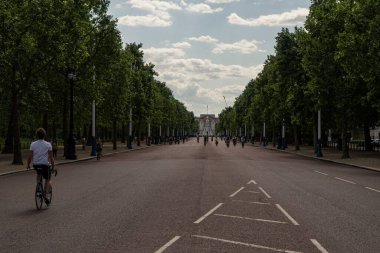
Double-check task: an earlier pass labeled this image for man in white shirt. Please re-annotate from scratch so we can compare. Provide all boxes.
[27,128,55,204]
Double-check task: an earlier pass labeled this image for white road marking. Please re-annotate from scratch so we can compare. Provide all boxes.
[314,170,328,176]
[365,186,380,193]
[335,177,356,185]
[310,239,329,253]
[232,200,270,205]
[214,213,287,224]
[192,235,303,253]
[230,187,245,197]
[275,204,299,226]
[244,190,260,194]
[155,236,181,253]
[247,179,258,185]
[194,203,223,224]
[258,187,272,198]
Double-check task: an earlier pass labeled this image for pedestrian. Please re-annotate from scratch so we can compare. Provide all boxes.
[52,140,58,158]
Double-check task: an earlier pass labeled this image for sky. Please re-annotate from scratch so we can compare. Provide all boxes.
[108,0,311,117]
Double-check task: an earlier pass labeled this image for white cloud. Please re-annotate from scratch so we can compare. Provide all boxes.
[228,7,309,27]
[186,3,223,14]
[212,39,263,54]
[153,57,263,83]
[118,0,182,27]
[206,0,240,3]
[118,15,172,27]
[128,0,181,13]
[172,41,192,49]
[188,35,219,44]
[143,47,186,62]
[216,84,245,95]
[142,45,264,115]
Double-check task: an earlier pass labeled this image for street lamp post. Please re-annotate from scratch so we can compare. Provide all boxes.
[91,66,96,156]
[281,119,286,150]
[147,122,151,146]
[159,125,162,144]
[317,110,323,157]
[252,124,255,144]
[263,122,266,146]
[128,108,132,149]
[67,68,77,160]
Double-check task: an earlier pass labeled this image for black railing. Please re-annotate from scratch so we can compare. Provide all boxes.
[326,140,380,152]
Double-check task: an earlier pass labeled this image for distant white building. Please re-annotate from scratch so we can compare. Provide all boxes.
[371,127,380,140]
[195,114,218,136]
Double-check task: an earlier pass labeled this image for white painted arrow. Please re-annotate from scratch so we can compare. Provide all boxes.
[247,179,257,185]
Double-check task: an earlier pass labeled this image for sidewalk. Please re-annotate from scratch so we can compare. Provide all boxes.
[251,143,380,172]
[0,142,152,176]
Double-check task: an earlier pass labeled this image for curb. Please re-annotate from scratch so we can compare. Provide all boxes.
[251,144,380,173]
[0,145,155,177]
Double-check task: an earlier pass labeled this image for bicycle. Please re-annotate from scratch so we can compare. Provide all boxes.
[30,165,57,210]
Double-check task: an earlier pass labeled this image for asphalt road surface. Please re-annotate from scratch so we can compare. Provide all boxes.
[1,139,379,253]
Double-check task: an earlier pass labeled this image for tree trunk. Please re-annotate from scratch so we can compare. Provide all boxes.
[363,122,372,151]
[12,87,23,165]
[341,122,350,159]
[112,119,117,150]
[2,68,16,154]
[62,88,69,157]
[313,112,318,153]
[52,119,57,142]
[43,112,48,135]
[2,108,14,154]
[121,123,126,143]
[86,123,92,146]
[294,125,300,151]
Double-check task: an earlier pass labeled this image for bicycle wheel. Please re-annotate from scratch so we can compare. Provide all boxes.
[35,183,43,210]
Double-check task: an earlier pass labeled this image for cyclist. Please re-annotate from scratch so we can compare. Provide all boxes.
[226,136,230,147]
[27,128,55,204]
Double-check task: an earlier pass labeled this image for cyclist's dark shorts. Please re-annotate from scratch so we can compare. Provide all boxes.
[33,164,51,180]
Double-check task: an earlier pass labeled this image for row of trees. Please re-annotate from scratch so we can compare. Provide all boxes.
[0,0,198,164]
[217,0,380,158]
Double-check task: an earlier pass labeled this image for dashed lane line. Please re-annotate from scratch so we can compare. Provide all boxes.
[335,177,356,185]
[232,200,270,205]
[214,213,287,224]
[258,187,272,198]
[365,186,380,193]
[310,239,329,253]
[314,170,328,176]
[230,187,245,197]
[192,235,303,253]
[275,204,299,226]
[155,236,181,253]
[194,203,223,224]
[247,179,258,185]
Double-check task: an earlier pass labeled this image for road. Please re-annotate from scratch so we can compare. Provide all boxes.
[1,139,379,253]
